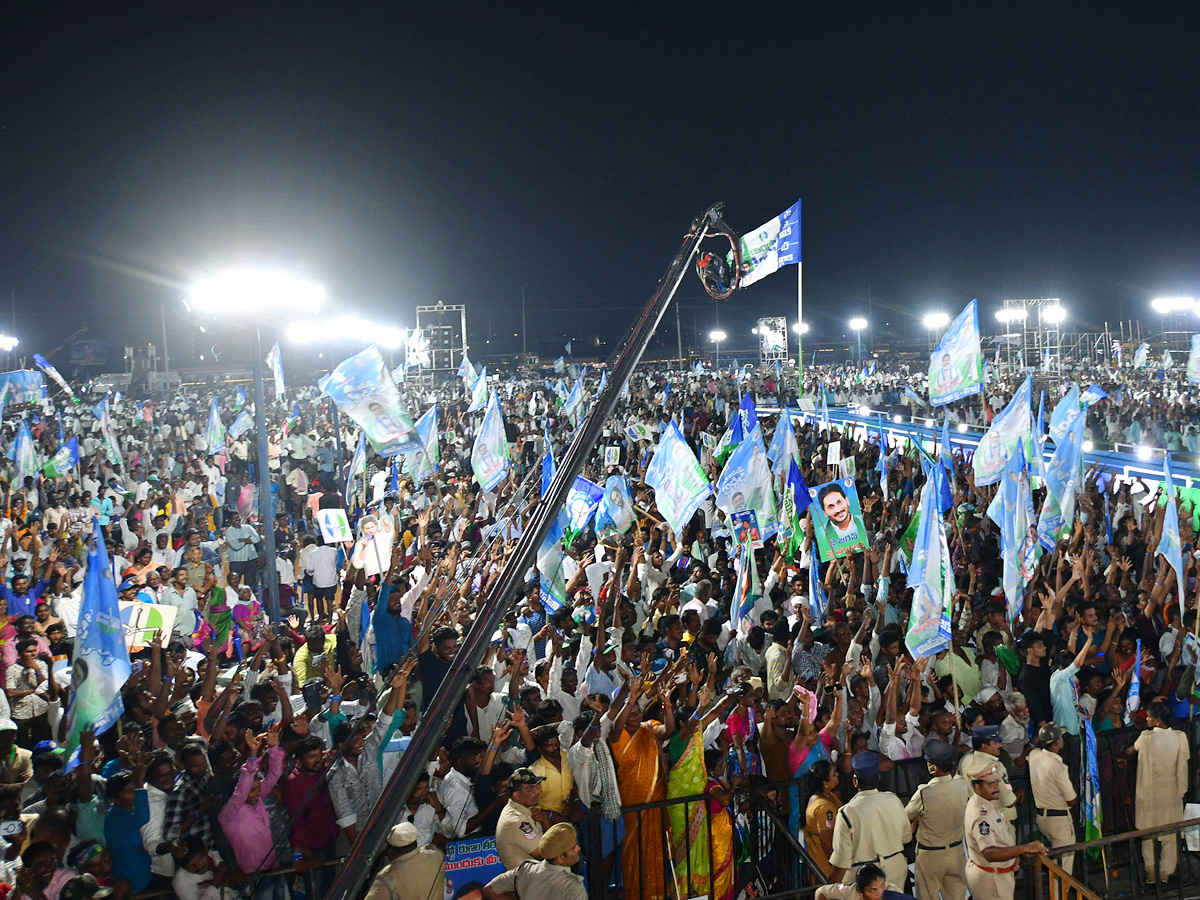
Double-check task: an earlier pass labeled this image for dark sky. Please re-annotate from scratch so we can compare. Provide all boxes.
[4,4,1200,367]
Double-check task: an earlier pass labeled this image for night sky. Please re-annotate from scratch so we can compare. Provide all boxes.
[4,4,1200,367]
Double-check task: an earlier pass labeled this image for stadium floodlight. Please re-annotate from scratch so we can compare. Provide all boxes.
[849,317,868,331]
[923,312,950,330]
[288,315,406,349]
[995,309,1027,324]
[0,335,17,352]
[1043,305,1067,325]
[710,330,727,366]
[184,268,325,318]
[1150,296,1196,315]
[792,322,810,335]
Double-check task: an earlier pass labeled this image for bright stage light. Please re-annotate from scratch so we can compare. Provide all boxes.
[0,335,18,352]
[849,317,868,331]
[923,312,950,330]
[1043,306,1067,325]
[186,268,326,318]
[709,330,727,343]
[995,309,1027,324]
[1150,296,1196,314]
[792,322,809,335]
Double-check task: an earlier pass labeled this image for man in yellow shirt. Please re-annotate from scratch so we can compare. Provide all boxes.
[529,726,578,824]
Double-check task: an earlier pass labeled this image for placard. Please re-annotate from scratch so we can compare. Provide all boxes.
[808,478,869,560]
[443,836,506,900]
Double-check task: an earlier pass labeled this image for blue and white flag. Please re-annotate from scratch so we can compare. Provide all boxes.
[716,426,779,540]
[732,539,761,633]
[807,553,828,623]
[564,340,572,355]
[597,370,608,395]
[1125,639,1143,723]
[64,520,132,771]
[471,392,509,492]
[8,420,39,482]
[1083,718,1103,845]
[235,386,248,411]
[767,412,801,485]
[467,367,489,412]
[973,374,1032,487]
[228,410,254,439]
[1188,334,1200,384]
[904,386,928,409]
[929,299,983,406]
[541,426,556,498]
[33,353,76,401]
[1133,342,1150,369]
[733,199,801,288]
[204,397,225,451]
[1034,391,1047,478]
[989,439,1040,624]
[905,465,954,658]
[595,475,635,537]
[739,392,758,433]
[554,356,565,373]
[1159,451,1186,605]
[345,431,366,505]
[562,380,583,419]
[645,420,711,534]
[265,341,285,398]
[1080,384,1108,408]
[403,404,439,483]
[563,476,604,547]
[92,396,123,471]
[320,345,420,455]
[537,511,570,614]
[1037,404,1086,550]
[43,437,79,479]
[458,354,477,388]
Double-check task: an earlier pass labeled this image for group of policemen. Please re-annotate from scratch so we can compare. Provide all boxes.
[822,724,1059,900]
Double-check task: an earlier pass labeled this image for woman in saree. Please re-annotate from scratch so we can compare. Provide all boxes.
[666,690,735,900]
[610,679,675,900]
[787,679,843,836]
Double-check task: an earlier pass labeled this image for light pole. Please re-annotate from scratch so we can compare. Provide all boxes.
[521,284,528,357]
[710,329,726,368]
[1043,305,1066,373]
[922,311,949,352]
[849,317,867,364]
[185,268,325,624]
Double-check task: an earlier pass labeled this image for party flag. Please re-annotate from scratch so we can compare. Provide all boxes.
[42,437,79,479]
[470,391,509,492]
[595,475,635,537]
[467,367,489,412]
[344,431,366,505]
[731,538,760,633]
[265,341,285,398]
[645,420,711,534]
[204,398,226,451]
[64,520,132,771]
[563,476,605,548]
[33,353,77,402]
[905,465,953,658]
[928,299,982,406]
[730,198,801,288]
[7,420,39,482]
[972,374,1031,486]
[781,459,812,563]
[541,426,556,498]
[1159,451,1186,606]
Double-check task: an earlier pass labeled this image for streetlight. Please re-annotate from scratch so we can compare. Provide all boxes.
[848,317,867,363]
[710,329,726,367]
[185,268,327,624]
[792,322,809,335]
[0,335,18,352]
[922,311,949,352]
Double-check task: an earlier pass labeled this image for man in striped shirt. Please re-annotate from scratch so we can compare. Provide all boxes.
[224,511,261,589]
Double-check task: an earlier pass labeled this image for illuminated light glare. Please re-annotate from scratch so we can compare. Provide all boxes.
[849,317,868,331]
[892,415,903,424]
[1082,440,1094,453]
[1150,296,1196,314]
[792,322,810,334]
[287,315,406,349]
[751,326,760,335]
[957,423,969,433]
[995,309,1028,324]
[709,330,727,343]
[922,312,950,330]
[1137,445,1152,461]
[0,335,18,352]
[924,418,934,428]
[857,405,871,417]
[1043,305,1067,325]
[186,268,326,318]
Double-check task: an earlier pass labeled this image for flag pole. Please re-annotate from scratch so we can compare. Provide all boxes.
[796,261,804,398]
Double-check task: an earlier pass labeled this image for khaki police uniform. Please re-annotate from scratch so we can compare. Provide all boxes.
[905,774,969,900]
[1133,726,1190,882]
[1027,747,1076,874]
[495,798,544,869]
[816,881,903,900]
[964,794,1017,900]
[958,750,1016,821]
[828,788,912,889]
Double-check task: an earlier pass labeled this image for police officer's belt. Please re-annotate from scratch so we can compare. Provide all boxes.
[917,840,963,852]
[1035,807,1070,817]
[852,850,905,866]
[974,863,1017,874]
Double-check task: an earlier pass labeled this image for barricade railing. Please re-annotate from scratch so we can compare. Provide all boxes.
[1032,853,1103,900]
[131,858,348,899]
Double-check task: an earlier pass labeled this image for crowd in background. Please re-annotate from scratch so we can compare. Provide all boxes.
[0,348,1196,900]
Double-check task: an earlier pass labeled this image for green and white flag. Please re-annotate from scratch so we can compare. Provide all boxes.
[204,398,225,451]
[43,438,80,479]
[8,421,39,482]
[645,420,711,534]
[467,367,489,412]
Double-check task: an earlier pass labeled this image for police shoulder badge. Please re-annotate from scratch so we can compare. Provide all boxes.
[979,821,990,835]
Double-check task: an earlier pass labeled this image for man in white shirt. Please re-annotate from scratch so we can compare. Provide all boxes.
[161,567,201,637]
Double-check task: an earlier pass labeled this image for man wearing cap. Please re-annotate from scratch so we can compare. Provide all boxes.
[364,823,445,900]
[495,768,549,869]
[828,751,911,889]
[958,725,1016,822]
[905,741,968,900]
[1027,722,1077,875]
[962,756,1046,900]
[0,720,31,788]
[483,823,586,900]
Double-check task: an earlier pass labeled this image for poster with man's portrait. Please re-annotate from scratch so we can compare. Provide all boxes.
[808,478,869,561]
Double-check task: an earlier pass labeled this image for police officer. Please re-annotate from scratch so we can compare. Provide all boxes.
[1123,700,1190,886]
[904,741,969,900]
[958,725,1017,821]
[828,751,911,889]
[1027,722,1077,875]
[963,756,1046,900]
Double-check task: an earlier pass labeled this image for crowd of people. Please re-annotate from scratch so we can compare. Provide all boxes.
[0,346,1197,900]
